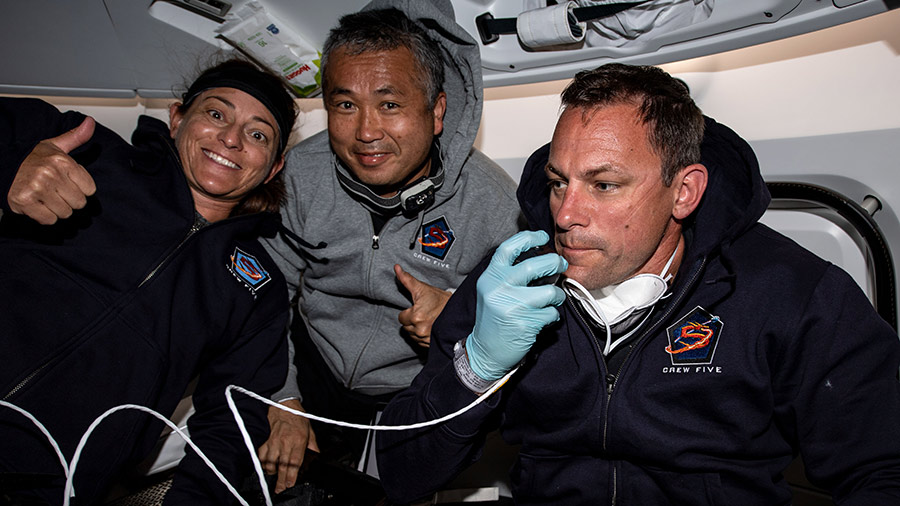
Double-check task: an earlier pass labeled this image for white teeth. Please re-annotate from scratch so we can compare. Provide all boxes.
[204,150,240,169]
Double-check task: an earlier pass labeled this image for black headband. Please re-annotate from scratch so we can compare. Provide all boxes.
[183,65,294,154]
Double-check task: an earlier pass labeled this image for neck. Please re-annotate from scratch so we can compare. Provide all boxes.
[660,234,684,281]
[640,225,685,282]
[376,158,432,198]
[192,194,235,223]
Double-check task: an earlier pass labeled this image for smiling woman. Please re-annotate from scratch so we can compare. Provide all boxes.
[169,59,297,220]
[171,88,285,221]
[0,58,300,505]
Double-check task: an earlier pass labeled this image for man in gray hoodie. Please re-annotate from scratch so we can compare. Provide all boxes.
[259,0,523,493]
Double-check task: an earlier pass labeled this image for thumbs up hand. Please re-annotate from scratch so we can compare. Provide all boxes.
[395,264,453,348]
[8,116,98,224]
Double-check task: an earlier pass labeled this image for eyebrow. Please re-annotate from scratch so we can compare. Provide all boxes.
[545,164,621,179]
[329,85,404,98]
[203,95,276,132]
[545,164,565,179]
[374,85,403,97]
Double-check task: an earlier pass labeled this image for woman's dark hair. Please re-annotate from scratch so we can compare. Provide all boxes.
[176,58,298,216]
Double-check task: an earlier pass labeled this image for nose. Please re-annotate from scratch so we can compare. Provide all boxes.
[553,184,590,231]
[356,107,384,143]
[219,122,242,150]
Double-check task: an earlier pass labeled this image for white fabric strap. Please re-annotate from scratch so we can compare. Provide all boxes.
[517,1,586,49]
[454,339,501,394]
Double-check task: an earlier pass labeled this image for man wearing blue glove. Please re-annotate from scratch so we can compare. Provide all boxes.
[460,230,567,390]
[376,63,900,505]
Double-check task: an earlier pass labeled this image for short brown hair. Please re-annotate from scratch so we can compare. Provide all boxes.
[561,63,704,186]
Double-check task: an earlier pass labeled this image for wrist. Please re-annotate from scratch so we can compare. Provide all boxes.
[454,338,499,394]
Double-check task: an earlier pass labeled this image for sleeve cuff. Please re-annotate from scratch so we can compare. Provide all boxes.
[453,338,501,395]
[271,334,302,402]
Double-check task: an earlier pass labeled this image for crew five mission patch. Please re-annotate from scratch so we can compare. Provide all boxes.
[228,247,271,297]
[665,306,723,365]
[419,216,455,260]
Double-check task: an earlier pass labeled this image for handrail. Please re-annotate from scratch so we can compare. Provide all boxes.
[766,181,897,330]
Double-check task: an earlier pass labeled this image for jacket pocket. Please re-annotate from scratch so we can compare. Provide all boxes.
[511,451,613,505]
[620,463,725,506]
[510,452,726,506]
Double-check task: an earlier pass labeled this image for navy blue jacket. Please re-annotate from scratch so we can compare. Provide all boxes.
[377,117,900,505]
[0,98,288,505]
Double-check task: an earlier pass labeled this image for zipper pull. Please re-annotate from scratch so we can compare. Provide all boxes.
[606,373,616,395]
[372,234,380,250]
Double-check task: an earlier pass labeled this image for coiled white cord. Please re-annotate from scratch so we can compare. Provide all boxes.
[64,404,245,506]
[0,400,69,490]
[226,367,516,506]
[2,366,517,506]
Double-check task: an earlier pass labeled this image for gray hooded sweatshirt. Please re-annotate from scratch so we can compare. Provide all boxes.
[266,0,523,398]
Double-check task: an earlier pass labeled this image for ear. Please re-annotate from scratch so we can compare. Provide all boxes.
[672,163,708,220]
[432,91,447,136]
[168,102,185,140]
[264,155,286,184]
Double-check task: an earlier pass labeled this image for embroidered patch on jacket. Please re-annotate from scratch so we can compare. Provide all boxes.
[665,306,723,365]
[419,216,455,260]
[228,247,271,297]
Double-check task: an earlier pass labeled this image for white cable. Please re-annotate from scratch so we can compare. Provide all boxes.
[64,404,249,506]
[226,390,273,506]
[0,400,70,500]
[225,366,518,506]
[3,365,518,506]
[227,366,516,431]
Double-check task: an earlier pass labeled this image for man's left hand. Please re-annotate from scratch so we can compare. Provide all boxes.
[395,264,452,348]
[258,399,319,494]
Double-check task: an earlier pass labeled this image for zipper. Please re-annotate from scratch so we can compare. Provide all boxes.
[349,220,390,388]
[601,257,709,450]
[139,218,203,287]
[590,258,707,505]
[568,304,613,445]
[605,373,616,395]
[612,465,617,506]
[566,303,614,447]
[5,220,206,400]
[5,138,266,401]
[139,140,207,288]
[3,363,49,400]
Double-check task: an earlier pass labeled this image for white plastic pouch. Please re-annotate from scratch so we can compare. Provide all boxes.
[216,0,321,97]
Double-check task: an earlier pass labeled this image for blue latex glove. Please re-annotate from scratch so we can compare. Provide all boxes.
[466,230,568,381]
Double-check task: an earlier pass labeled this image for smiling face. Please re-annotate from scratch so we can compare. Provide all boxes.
[324,46,446,197]
[547,103,688,290]
[169,87,285,221]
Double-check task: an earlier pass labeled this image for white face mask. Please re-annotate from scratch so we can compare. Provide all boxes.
[563,245,678,356]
